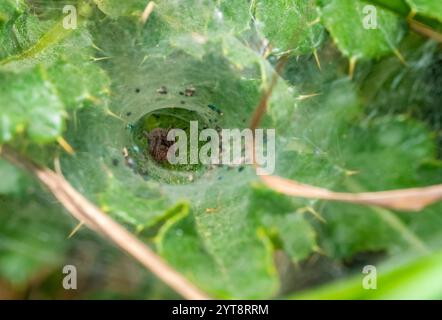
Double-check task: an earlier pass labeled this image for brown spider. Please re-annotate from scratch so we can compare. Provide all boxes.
[145,128,174,163]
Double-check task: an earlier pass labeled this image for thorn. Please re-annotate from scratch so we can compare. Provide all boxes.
[54,156,62,176]
[408,19,442,43]
[122,147,129,158]
[102,87,111,96]
[140,55,149,66]
[348,56,357,80]
[345,170,359,176]
[57,137,75,155]
[307,17,321,27]
[191,32,208,44]
[296,92,322,101]
[135,225,145,234]
[85,94,101,105]
[300,206,326,224]
[91,42,105,53]
[263,49,272,59]
[262,41,272,59]
[313,246,326,255]
[141,1,156,25]
[106,109,125,122]
[91,56,112,62]
[68,221,84,239]
[407,9,417,21]
[275,49,294,58]
[313,49,321,71]
[393,49,408,66]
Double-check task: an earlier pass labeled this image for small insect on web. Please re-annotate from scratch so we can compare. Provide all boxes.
[144,128,174,163]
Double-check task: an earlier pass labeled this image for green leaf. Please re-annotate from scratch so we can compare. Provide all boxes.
[155,0,216,34]
[340,117,437,191]
[0,67,64,143]
[277,69,440,259]
[46,57,110,109]
[157,186,279,299]
[321,0,407,59]
[405,0,442,23]
[0,18,94,72]
[0,0,24,23]
[1,0,441,300]
[94,0,146,18]
[217,0,252,32]
[156,206,232,297]
[319,202,419,258]
[0,10,110,144]
[0,12,50,61]
[0,196,68,285]
[292,250,442,299]
[255,0,325,54]
[57,7,442,299]
[248,186,317,262]
[58,17,300,298]
[316,117,439,258]
[155,0,254,36]
[0,160,31,195]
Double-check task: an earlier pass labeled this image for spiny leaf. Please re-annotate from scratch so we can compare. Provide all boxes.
[93,0,146,18]
[0,0,24,23]
[0,67,64,143]
[406,0,442,23]
[0,195,68,285]
[293,250,442,299]
[321,0,407,59]
[248,186,317,262]
[255,0,325,54]
[0,159,31,195]
[1,0,442,300]
[0,10,109,145]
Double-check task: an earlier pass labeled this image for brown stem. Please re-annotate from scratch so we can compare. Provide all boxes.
[0,146,210,300]
[261,175,442,212]
[408,19,442,43]
[249,55,289,131]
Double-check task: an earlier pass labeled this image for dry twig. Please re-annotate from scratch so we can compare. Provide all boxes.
[408,19,442,43]
[0,146,210,300]
[261,175,442,212]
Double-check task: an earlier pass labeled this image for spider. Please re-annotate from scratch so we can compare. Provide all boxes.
[145,128,174,162]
